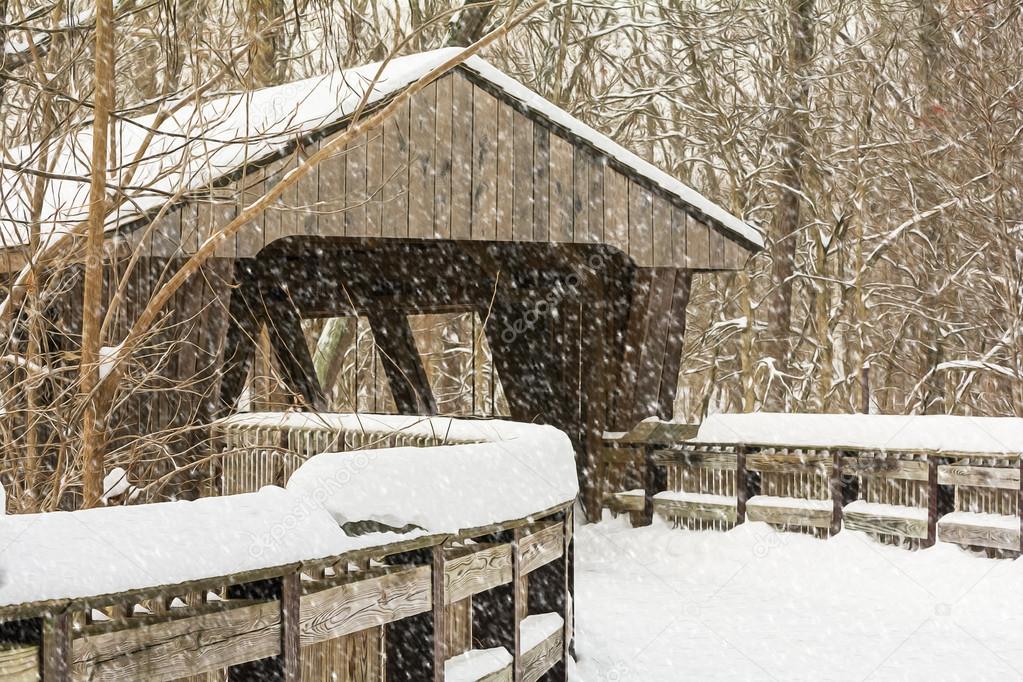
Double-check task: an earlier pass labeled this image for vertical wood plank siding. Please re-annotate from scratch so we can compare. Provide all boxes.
[131,71,750,268]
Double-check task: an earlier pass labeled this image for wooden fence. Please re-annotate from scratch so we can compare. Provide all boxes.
[1,415,575,681]
[0,507,572,681]
[603,436,1021,554]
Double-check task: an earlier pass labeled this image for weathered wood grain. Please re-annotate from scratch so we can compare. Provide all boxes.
[654,497,738,523]
[73,600,280,681]
[511,110,534,242]
[938,519,1020,551]
[573,148,591,243]
[604,491,645,514]
[651,195,672,267]
[938,465,1020,490]
[628,182,652,263]
[840,457,929,481]
[381,98,410,238]
[686,216,710,268]
[549,134,574,243]
[532,125,550,242]
[299,566,432,646]
[518,522,563,575]
[747,454,831,474]
[496,100,514,241]
[434,75,454,239]
[843,509,929,540]
[521,629,563,682]
[745,502,833,529]
[651,450,737,470]
[472,85,499,240]
[0,645,37,682]
[444,544,513,605]
[450,74,473,240]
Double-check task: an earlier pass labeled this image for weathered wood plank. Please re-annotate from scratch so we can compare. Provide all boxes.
[73,600,280,681]
[444,544,513,605]
[603,169,628,254]
[0,645,38,682]
[450,74,473,240]
[651,194,672,266]
[511,111,534,242]
[843,510,929,540]
[299,566,432,646]
[628,182,652,263]
[745,502,833,528]
[44,612,71,682]
[472,86,499,240]
[518,522,563,575]
[650,450,737,470]
[496,100,514,241]
[548,134,574,243]
[747,454,832,474]
[841,457,929,481]
[686,216,711,268]
[654,497,738,523]
[938,465,1020,490]
[588,158,604,246]
[317,143,346,240]
[434,76,453,239]
[671,205,687,266]
[532,125,550,243]
[521,629,562,682]
[573,149,591,243]
[345,132,369,237]
[409,82,437,240]
[604,491,645,514]
[938,518,1020,551]
[365,128,384,238]
[381,98,411,238]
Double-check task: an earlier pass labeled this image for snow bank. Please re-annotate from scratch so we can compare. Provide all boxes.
[286,418,578,534]
[573,517,1023,680]
[695,412,1023,454]
[0,487,412,608]
[0,49,760,250]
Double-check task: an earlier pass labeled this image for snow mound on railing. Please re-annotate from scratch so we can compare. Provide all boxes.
[287,418,578,534]
[0,487,413,608]
[695,412,1023,454]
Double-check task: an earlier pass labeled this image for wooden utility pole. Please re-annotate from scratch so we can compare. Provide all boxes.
[81,0,116,507]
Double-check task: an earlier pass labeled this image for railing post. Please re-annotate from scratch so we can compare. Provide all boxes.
[926,456,939,548]
[830,449,843,537]
[736,446,747,525]
[642,445,665,526]
[563,505,575,676]
[42,611,71,682]
[512,527,525,682]
[432,545,447,682]
[281,571,301,682]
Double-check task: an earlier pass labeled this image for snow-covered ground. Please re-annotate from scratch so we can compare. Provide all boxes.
[572,515,1023,681]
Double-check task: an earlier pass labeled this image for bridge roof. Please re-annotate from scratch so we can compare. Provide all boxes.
[0,48,762,267]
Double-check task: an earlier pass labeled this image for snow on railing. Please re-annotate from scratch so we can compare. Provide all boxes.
[0,416,577,682]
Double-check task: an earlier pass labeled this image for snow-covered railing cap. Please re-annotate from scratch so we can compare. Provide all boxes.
[286,418,578,535]
[693,412,1023,455]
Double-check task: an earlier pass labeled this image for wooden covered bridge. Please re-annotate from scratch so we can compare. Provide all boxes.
[0,48,760,519]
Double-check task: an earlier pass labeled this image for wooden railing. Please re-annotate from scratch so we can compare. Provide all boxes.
[1,415,576,681]
[0,509,573,682]
[604,436,1021,554]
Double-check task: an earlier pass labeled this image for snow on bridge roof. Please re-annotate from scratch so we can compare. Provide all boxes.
[0,48,762,251]
[694,412,1023,455]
